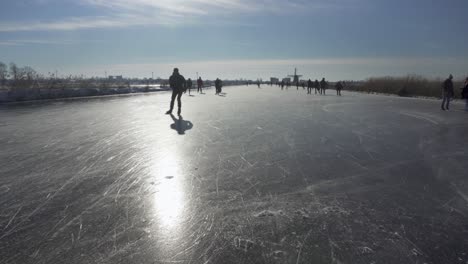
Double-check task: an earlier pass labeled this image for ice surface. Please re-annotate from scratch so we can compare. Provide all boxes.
[0,86,468,263]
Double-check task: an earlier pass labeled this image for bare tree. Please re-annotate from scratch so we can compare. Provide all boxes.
[9,62,18,81]
[0,62,7,87]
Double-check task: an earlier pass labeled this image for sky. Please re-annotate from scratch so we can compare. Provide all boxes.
[0,0,467,81]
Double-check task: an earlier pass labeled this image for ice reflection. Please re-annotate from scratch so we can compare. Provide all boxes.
[151,151,186,233]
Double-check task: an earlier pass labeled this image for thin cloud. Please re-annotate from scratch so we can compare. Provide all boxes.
[0,15,175,32]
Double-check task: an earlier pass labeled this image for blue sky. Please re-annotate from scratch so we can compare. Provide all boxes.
[0,0,467,80]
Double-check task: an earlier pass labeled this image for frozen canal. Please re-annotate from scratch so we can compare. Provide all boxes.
[1,86,467,264]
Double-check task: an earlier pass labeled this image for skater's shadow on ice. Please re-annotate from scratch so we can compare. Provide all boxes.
[218,93,227,97]
[170,114,193,135]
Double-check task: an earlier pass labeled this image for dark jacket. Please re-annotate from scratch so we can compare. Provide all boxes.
[320,79,328,89]
[443,78,454,95]
[169,73,186,92]
[462,82,468,99]
[215,79,223,88]
[335,81,343,90]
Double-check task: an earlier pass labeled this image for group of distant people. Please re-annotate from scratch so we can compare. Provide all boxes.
[442,74,468,111]
[276,78,344,96]
[167,68,468,116]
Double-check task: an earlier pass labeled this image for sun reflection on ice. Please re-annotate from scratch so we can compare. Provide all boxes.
[151,152,186,233]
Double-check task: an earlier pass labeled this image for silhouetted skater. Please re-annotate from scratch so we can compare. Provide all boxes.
[462,77,468,111]
[314,79,320,94]
[307,79,313,94]
[257,80,260,88]
[197,77,203,93]
[441,74,454,111]
[186,78,193,95]
[320,78,328,95]
[335,81,343,96]
[302,82,306,90]
[166,68,186,116]
[215,78,223,94]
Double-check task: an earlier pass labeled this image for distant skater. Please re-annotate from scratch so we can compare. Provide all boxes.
[441,74,454,111]
[314,79,320,94]
[186,78,193,95]
[302,82,306,90]
[166,68,186,116]
[215,78,223,94]
[335,81,343,96]
[257,80,261,88]
[462,77,468,111]
[320,78,328,95]
[307,79,313,94]
[197,77,203,93]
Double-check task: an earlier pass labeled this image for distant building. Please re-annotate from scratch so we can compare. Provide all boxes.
[108,75,124,81]
[282,77,291,83]
[270,77,279,84]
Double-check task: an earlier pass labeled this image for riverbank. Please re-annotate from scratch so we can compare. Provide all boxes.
[0,85,171,103]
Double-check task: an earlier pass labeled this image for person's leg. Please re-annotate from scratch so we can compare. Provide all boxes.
[465,99,468,111]
[177,91,183,115]
[446,94,451,110]
[167,90,177,113]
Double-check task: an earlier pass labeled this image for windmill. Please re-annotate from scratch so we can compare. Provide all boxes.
[288,68,302,85]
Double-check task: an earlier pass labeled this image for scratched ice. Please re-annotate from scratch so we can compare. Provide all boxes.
[1,86,468,264]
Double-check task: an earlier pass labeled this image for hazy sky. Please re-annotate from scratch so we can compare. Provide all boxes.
[0,0,467,80]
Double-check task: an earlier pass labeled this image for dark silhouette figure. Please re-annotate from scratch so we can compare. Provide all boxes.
[441,74,454,111]
[186,78,193,95]
[257,81,260,88]
[197,77,203,93]
[170,114,193,135]
[215,78,223,94]
[320,78,328,95]
[462,77,468,111]
[166,68,186,116]
[335,81,343,96]
[281,81,285,90]
[307,79,313,94]
[314,79,320,94]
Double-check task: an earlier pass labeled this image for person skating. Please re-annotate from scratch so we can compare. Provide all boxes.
[166,68,186,116]
[335,81,343,96]
[307,79,313,94]
[441,74,454,111]
[314,79,320,94]
[320,78,328,95]
[462,77,468,111]
[215,78,223,94]
[186,78,193,95]
[197,77,203,93]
